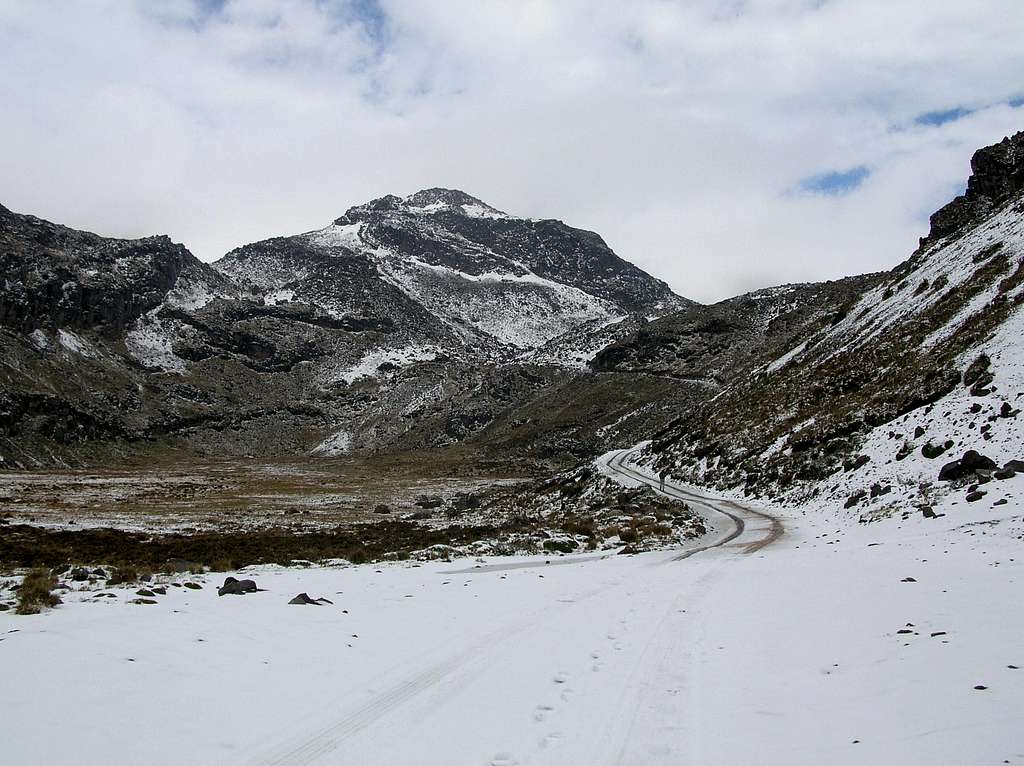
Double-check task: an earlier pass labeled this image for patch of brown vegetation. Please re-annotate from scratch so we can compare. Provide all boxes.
[0,519,537,570]
[16,567,60,614]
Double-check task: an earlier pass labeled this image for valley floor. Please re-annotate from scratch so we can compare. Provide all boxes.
[2,458,1022,765]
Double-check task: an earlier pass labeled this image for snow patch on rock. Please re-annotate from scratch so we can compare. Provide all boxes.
[327,345,439,385]
[57,329,95,357]
[125,312,187,372]
[311,429,351,456]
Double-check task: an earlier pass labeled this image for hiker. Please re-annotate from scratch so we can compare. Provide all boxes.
[659,468,669,491]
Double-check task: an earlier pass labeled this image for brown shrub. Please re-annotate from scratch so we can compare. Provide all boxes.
[107,565,138,585]
[16,568,60,615]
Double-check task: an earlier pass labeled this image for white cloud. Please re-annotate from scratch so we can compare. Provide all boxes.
[0,0,1022,302]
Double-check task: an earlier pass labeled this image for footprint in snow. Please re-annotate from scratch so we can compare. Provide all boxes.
[489,753,517,766]
[553,672,570,684]
[533,704,554,722]
[538,732,563,749]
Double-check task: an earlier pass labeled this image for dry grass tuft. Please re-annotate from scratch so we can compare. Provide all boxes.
[16,568,60,615]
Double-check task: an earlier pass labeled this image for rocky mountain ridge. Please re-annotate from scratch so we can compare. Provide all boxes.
[0,189,689,467]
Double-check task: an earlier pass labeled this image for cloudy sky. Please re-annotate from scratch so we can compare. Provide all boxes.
[1,1,1022,302]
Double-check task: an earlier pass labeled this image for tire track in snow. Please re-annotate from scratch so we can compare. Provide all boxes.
[599,447,784,766]
[248,578,620,766]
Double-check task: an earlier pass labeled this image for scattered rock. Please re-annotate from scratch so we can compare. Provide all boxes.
[921,506,937,518]
[843,455,871,472]
[183,582,202,590]
[901,577,917,583]
[966,491,987,502]
[135,589,156,597]
[1004,459,1024,473]
[870,483,892,498]
[151,586,167,595]
[921,441,950,459]
[543,539,578,554]
[844,490,867,509]
[289,592,333,606]
[994,468,1015,480]
[994,498,1008,506]
[450,492,482,511]
[373,504,391,514]
[218,577,259,597]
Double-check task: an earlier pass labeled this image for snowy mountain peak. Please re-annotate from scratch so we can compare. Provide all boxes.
[335,188,512,224]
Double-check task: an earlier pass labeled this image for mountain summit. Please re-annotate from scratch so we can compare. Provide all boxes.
[216,188,689,353]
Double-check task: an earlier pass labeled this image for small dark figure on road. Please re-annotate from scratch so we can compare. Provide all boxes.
[659,469,669,491]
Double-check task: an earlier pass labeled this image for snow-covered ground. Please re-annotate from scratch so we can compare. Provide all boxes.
[2,459,1021,765]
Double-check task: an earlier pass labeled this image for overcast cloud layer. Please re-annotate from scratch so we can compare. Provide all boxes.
[1,1,1023,302]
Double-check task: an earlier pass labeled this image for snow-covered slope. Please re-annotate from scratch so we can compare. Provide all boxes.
[3,467,1021,766]
[641,131,1024,517]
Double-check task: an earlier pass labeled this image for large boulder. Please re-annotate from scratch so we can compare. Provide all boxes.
[217,576,259,597]
[938,450,997,481]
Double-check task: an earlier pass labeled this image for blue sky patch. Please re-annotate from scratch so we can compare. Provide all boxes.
[795,165,870,196]
[914,106,973,127]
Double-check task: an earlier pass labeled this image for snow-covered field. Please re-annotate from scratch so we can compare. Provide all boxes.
[2,460,1022,765]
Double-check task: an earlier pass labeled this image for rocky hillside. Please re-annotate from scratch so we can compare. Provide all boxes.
[590,275,880,384]
[0,190,687,467]
[634,131,1024,518]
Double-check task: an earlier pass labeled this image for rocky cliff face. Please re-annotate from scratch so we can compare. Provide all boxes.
[925,130,1024,245]
[0,204,228,334]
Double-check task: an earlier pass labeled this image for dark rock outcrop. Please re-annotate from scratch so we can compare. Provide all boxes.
[218,577,259,596]
[924,131,1024,245]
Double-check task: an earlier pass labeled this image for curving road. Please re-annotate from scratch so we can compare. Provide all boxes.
[603,446,784,557]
